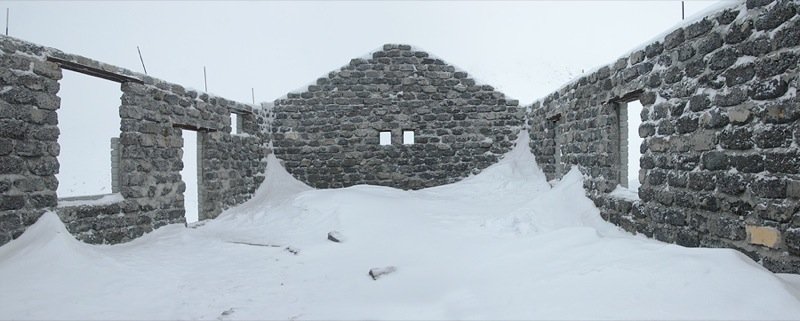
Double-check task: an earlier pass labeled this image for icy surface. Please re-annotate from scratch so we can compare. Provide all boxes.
[1,132,799,320]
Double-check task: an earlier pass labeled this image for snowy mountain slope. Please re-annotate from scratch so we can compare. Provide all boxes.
[0,132,799,320]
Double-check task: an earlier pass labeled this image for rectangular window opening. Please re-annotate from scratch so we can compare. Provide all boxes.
[180,129,200,224]
[623,100,644,190]
[56,70,122,199]
[403,130,415,145]
[230,112,241,135]
[379,131,392,146]
[552,118,564,178]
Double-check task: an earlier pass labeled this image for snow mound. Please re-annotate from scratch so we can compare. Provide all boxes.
[0,212,90,263]
[1,130,800,319]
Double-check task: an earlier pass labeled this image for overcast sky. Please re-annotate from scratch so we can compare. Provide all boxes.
[4,0,726,210]
[7,0,725,104]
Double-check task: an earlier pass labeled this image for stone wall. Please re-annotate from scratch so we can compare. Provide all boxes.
[272,44,525,190]
[529,0,800,273]
[0,35,268,245]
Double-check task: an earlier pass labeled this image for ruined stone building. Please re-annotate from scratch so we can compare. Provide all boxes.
[1,0,799,273]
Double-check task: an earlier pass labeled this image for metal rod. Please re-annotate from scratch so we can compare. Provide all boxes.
[682,1,685,20]
[251,88,255,104]
[137,46,148,75]
[5,8,8,36]
[203,66,207,92]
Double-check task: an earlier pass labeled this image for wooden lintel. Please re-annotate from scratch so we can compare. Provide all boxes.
[607,89,644,104]
[173,123,216,132]
[229,106,254,115]
[46,56,144,84]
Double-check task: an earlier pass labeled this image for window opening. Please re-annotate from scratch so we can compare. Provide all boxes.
[403,130,415,145]
[56,70,121,198]
[180,129,200,223]
[379,131,392,146]
[230,113,241,134]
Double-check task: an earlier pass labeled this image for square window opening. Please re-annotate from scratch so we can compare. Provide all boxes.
[379,131,392,146]
[403,130,415,145]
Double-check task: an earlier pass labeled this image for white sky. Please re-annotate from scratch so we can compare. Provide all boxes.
[5,0,722,204]
[7,0,723,103]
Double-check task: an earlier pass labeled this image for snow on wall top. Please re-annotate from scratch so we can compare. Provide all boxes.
[530,0,747,105]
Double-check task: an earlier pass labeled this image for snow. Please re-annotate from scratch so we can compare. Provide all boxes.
[57,193,124,208]
[609,185,640,201]
[1,131,800,320]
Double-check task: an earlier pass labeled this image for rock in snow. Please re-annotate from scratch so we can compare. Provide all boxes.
[369,266,397,280]
[327,231,345,243]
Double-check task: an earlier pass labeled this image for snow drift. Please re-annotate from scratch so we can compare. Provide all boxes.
[1,131,799,320]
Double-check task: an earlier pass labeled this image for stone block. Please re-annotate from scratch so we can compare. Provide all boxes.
[786,228,800,255]
[0,195,25,210]
[709,215,746,240]
[648,137,669,152]
[717,9,739,25]
[761,99,799,124]
[688,94,711,112]
[754,1,796,31]
[746,225,781,248]
[739,37,772,56]
[701,151,729,170]
[731,154,765,173]
[723,64,755,86]
[697,32,723,55]
[715,86,748,107]
[751,78,789,100]
[700,108,729,129]
[754,200,795,223]
[690,130,717,151]
[717,173,746,195]
[754,125,792,148]
[675,116,699,134]
[708,47,740,70]
[787,180,800,199]
[727,105,751,125]
[688,172,716,191]
[686,18,714,39]
[755,52,799,78]
[719,127,753,150]
[725,21,753,44]
[752,176,787,199]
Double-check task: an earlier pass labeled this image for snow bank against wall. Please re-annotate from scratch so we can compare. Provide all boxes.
[1,131,799,319]
[529,0,800,273]
[271,44,525,190]
[0,35,269,246]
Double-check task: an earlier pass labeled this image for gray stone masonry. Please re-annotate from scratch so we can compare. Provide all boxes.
[0,35,269,245]
[272,44,525,190]
[529,0,800,273]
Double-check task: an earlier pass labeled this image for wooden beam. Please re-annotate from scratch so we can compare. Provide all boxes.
[172,123,217,132]
[607,89,644,104]
[46,56,143,84]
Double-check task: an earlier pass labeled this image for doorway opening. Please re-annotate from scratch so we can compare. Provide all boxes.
[181,130,200,223]
[55,70,121,198]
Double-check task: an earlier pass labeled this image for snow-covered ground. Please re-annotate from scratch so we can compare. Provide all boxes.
[1,133,799,320]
